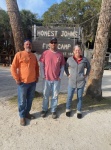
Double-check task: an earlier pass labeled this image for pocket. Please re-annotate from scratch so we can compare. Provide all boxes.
[20,57,30,64]
[76,73,84,81]
[56,56,61,64]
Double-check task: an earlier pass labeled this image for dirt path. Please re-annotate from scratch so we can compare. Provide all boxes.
[0,100,111,150]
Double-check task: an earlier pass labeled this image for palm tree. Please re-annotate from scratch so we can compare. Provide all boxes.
[86,0,111,99]
[6,0,24,52]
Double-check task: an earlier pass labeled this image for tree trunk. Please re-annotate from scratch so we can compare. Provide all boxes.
[6,0,24,52]
[85,0,111,99]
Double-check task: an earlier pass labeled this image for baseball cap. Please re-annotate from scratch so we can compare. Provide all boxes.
[50,37,58,43]
[24,39,32,43]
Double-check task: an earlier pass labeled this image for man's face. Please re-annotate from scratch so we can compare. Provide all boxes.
[24,41,32,52]
[49,40,58,51]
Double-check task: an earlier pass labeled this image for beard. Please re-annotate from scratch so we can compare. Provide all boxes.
[25,48,31,52]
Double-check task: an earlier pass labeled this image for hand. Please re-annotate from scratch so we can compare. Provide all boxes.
[68,75,70,78]
[58,77,61,80]
[84,75,87,78]
[36,78,39,82]
[16,80,21,85]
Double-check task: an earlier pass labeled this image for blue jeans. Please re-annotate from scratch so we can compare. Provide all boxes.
[66,85,84,112]
[42,80,61,112]
[17,82,36,118]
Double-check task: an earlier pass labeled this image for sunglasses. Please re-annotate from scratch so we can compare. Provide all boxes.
[50,41,57,44]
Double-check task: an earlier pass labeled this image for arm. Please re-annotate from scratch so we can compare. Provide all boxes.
[35,60,39,82]
[85,58,91,77]
[59,65,64,79]
[40,62,45,79]
[64,60,70,77]
[39,52,45,79]
[11,53,20,84]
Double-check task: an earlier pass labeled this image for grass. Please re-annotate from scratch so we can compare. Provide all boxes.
[8,91,111,113]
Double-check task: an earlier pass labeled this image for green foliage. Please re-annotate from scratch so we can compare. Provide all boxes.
[81,0,102,38]
[43,4,59,26]
[0,9,42,51]
[42,0,102,38]
[0,9,10,32]
[20,9,42,27]
[20,10,43,39]
[0,9,43,53]
[0,10,10,52]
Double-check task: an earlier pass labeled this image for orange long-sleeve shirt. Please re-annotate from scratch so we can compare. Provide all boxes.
[11,51,39,83]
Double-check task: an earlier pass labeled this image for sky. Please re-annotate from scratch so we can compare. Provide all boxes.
[0,0,63,18]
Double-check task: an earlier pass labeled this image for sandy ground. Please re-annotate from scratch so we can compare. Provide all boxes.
[0,67,111,150]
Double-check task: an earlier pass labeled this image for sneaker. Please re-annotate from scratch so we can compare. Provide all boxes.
[20,118,26,126]
[41,111,47,118]
[52,112,57,119]
[66,111,71,117]
[77,113,82,119]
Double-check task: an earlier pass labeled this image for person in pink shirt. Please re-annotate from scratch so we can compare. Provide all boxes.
[39,37,65,119]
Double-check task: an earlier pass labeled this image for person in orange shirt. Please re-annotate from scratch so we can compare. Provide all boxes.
[11,40,39,126]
